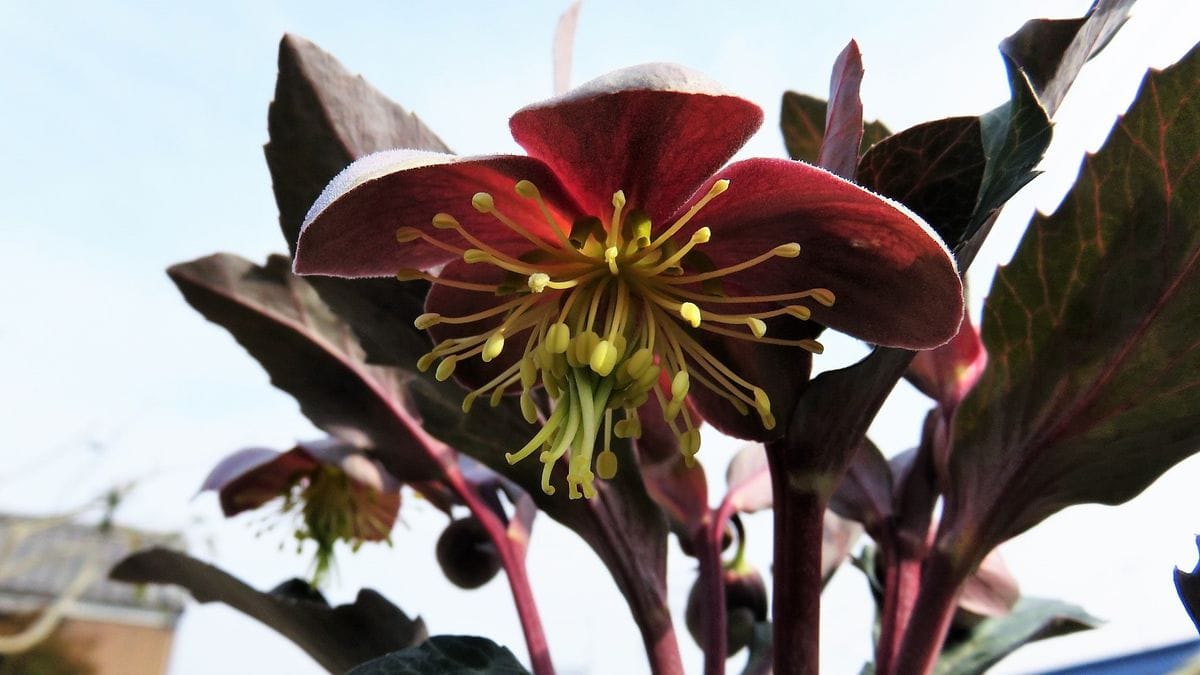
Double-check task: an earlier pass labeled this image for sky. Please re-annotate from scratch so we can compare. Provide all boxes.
[1,1,1199,673]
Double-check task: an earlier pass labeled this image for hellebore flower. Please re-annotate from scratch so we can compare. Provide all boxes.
[294,64,962,500]
[201,438,401,582]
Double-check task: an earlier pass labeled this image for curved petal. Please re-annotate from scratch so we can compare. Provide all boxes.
[201,447,319,516]
[423,259,542,391]
[510,63,763,226]
[678,158,963,349]
[685,315,816,441]
[295,150,584,278]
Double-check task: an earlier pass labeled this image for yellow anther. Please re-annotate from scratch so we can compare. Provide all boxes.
[680,429,702,465]
[762,412,777,430]
[614,418,641,439]
[774,243,802,258]
[752,387,771,415]
[528,272,550,293]
[605,246,620,275]
[395,268,422,281]
[612,190,626,209]
[432,213,459,229]
[571,331,600,368]
[679,302,702,328]
[624,348,654,379]
[489,387,506,407]
[463,249,490,264]
[520,392,538,423]
[462,391,479,413]
[395,227,422,243]
[435,357,458,382]
[596,450,618,480]
[482,332,505,362]
[414,313,441,330]
[471,192,496,213]
[710,178,730,196]
[811,288,836,307]
[634,364,661,392]
[671,371,691,400]
[589,339,618,377]
[665,399,682,422]
[520,357,537,389]
[692,227,712,244]
[747,317,767,338]
[417,352,437,372]
[787,305,812,320]
[515,180,539,198]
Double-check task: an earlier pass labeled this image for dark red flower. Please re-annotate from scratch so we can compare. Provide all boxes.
[294,64,962,499]
[201,438,401,581]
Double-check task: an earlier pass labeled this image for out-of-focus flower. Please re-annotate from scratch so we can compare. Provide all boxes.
[201,438,400,583]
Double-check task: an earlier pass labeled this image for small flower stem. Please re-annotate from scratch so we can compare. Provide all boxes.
[888,553,966,675]
[874,543,923,674]
[765,442,825,675]
[444,469,555,675]
[698,499,741,675]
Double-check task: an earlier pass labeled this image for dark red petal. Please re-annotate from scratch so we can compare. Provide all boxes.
[298,438,401,494]
[906,304,987,408]
[423,259,540,391]
[510,63,763,226]
[201,447,319,516]
[685,320,815,442]
[679,158,963,349]
[294,150,583,278]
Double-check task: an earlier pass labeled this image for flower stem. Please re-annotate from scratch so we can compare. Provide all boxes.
[888,553,965,675]
[698,499,741,675]
[874,544,923,674]
[445,468,555,675]
[765,442,825,675]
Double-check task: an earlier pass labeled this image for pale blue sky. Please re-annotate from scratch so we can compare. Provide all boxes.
[2,1,1199,673]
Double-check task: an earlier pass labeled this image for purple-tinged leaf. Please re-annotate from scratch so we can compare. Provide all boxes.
[111,548,426,674]
[266,34,450,250]
[1000,0,1136,117]
[942,44,1200,566]
[857,117,985,252]
[933,598,1099,675]
[955,550,1020,627]
[1174,535,1200,634]
[829,439,892,536]
[265,35,449,368]
[552,1,582,95]
[781,92,889,165]
[819,40,866,180]
[168,253,448,482]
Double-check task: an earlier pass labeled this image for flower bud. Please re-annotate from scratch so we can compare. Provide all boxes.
[435,517,501,590]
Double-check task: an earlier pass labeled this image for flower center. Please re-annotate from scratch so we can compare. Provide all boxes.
[396,179,834,499]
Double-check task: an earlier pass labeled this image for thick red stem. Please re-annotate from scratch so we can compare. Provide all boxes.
[445,470,555,675]
[874,551,923,674]
[766,457,825,675]
[889,553,965,675]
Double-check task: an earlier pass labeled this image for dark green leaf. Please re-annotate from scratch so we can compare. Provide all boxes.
[934,598,1100,675]
[962,55,1053,259]
[1000,0,1136,116]
[347,636,529,675]
[943,44,1200,563]
[780,92,889,164]
[168,253,448,482]
[111,548,426,674]
[265,34,448,368]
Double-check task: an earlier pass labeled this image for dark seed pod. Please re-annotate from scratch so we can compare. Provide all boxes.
[436,517,501,589]
[685,564,768,655]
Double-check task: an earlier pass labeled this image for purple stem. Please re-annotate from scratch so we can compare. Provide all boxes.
[444,468,555,675]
